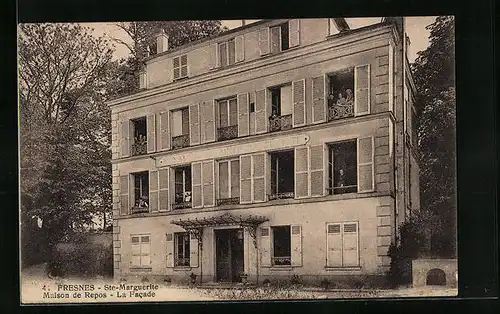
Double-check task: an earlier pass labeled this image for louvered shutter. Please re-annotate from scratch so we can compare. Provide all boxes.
[209,43,217,69]
[295,146,309,198]
[289,19,300,48]
[235,35,245,62]
[357,136,374,192]
[180,54,188,78]
[189,103,200,145]
[292,79,306,127]
[159,111,170,150]
[131,236,141,266]
[254,89,267,134]
[252,153,266,202]
[201,101,216,143]
[310,145,325,197]
[166,233,174,268]
[354,64,370,116]
[149,170,158,212]
[259,28,269,56]
[141,236,151,266]
[158,168,170,211]
[240,154,252,204]
[260,227,271,267]
[326,223,342,267]
[270,26,281,54]
[173,57,180,80]
[147,114,156,153]
[312,75,326,123]
[120,120,130,157]
[219,42,228,67]
[291,225,303,267]
[202,160,215,207]
[192,161,203,208]
[237,92,250,137]
[342,222,359,266]
[190,233,199,268]
[120,175,129,215]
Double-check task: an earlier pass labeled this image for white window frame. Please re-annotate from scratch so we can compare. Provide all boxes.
[174,166,191,203]
[217,97,238,128]
[171,107,190,137]
[132,172,149,206]
[130,234,151,268]
[217,38,236,67]
[271,225,292,266]
[217,158,240,199]
[174,232,190,267]
[328,140,358,194]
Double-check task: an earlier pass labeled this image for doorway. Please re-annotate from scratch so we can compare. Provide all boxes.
[215,228,244,282]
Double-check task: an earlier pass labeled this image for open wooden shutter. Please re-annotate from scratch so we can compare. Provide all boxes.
[270,26,281,54]
[260,227,271,267]
[190,233,199,268]
[158,167,170,211]
[166,233,174,268]
[289,19,300,48]
[254,89,267,134]
[235,35,245,62]
[149,170,158,212]
[357,136,374,192]
[258,28,269,56]
[295,146,309,198]
[120,174,129,215]
[292,79,306,127]
[189,103,200,145]
[326,223,342,267]
[312,75,326,123]
[252,153,266,203]
[310,145,325,197]
[147,114,156,153]
[159,111,170,151]
[209,43,217,69]
[291,225,303,267]
[201,101,216,143]
[192,161,203,208]
[173,56,180,80]
[120,120,130,157]
[354,64,370,116]
[342,222,359,267]
[240,154,252,204]
[202,160,215,207]
[237,92,250,137]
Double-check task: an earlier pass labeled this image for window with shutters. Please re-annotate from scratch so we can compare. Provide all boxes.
[270,150,294,200]
[217,159,240,206]
[217,97,238,141]
[130,117,147,156]
[131,172,149,214]
[270,23,289,54]
[171,107,190,150]
[172,165,192,210]
[272,226,291,266]
[328,140,357,195]
[268,84,292,132]
[326,222,359,267]
[218,38,236,67]
[174,232,190,267]
[173,54,188,80]
[326,69,355,121]
[131,235,151,268]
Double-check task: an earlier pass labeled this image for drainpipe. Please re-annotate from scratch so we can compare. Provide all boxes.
[199,228,203,284]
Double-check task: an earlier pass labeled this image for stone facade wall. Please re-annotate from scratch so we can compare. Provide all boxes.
[412,259,458,287]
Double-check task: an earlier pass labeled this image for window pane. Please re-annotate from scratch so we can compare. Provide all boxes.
[228,39,236,65]
[184,168,192,192]
[219,42,228,67]
[172,110,183,137]
[280,85,292,115]
[219,100,228,127]
[219,161,229,199]
[280,22,289,50]
[229,98,238,126]
[182,108,190,135]
[272,226,291,265]
[270,89,281,116]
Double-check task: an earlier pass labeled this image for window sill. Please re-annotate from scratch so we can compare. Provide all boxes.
[324,266,362,272]
[173,266,192,271]
[269,266,294,271]
[130,267,152,272]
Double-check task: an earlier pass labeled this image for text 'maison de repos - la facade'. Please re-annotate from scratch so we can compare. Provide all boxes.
[107,18,420,285]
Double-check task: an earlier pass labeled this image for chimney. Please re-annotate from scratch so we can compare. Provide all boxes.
[156,29,169,54]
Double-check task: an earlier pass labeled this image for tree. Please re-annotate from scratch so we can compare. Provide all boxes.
[411,16,456,257]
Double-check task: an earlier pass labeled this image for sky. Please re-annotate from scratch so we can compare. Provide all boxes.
[86,17,437,63]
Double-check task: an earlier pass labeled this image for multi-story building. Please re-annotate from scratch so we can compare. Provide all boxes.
[108,17,420,285]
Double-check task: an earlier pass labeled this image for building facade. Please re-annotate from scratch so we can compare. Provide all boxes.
[108,18,420,285]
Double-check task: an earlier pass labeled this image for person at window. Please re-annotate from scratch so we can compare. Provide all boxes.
[138,196,149,208]
[270,109,278,120]
[336,92,346,106]
[338,169,345,187]
[327,92,336,107]
[345,89,353,104]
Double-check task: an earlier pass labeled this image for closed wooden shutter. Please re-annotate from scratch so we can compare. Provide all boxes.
[292,79,306,127]
[357,136,374,192]
[354,64,370,116]
[202,160,215,207]
[291,225,303,267]
[166,233,174,268]
[259,28,269,56]
[326,223,342,267]
[159,111,170,151]
[209,43,217,69]
[149,170,158,212]
[120,175,129,215]
[201,101,216,143]
[240,154,252,204]
[289,19,300,48]
[270,26,281,54]
[228,39,236,65]
[141,236,151,266]
[147,114,156,153]
[192,162,203,208]
[295,146,309,198]
[180,54,188,78]
[190,233,199,268]
[252,153,266,202]
[131,236,141,266]
[342,222,359,267]
[254,89,267,134]
[237,93,250,137]
[260,227,271,267]
[218,42,228,67]
[310,145,325,197]
[235,35,245,62]
[189,103,200,145]
[120,120,130,157]
[158,167,170,211]
[312,75,326,123]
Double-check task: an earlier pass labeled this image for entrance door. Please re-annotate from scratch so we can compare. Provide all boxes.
[215,229,244,282]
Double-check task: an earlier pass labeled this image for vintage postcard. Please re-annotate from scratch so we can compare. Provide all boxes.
[19,17,457,304]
